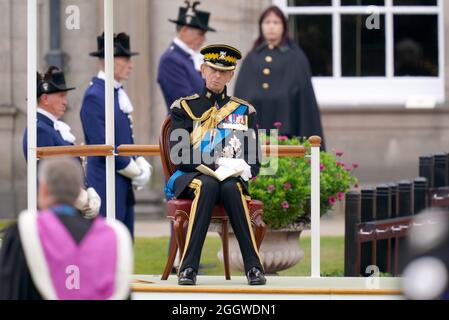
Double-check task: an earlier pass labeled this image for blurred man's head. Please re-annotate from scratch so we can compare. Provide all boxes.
[37,158,84,210]
[177,25,206,51]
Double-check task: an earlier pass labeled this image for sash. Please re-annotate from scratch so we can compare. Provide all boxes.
[164,101,249,199]
[181,99,241,149]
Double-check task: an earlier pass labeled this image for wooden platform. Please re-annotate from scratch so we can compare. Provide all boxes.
[131,275,403,300]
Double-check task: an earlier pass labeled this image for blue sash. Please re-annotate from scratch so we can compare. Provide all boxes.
[164,104,248,199]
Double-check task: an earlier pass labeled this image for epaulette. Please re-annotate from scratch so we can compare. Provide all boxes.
[230,96,256,114]
[170,94,200,110]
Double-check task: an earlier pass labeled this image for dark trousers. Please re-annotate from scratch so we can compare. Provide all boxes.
[178,175,263,274]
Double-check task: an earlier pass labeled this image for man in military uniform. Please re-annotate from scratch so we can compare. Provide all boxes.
[80,32,152,237]
[166,44,266,286]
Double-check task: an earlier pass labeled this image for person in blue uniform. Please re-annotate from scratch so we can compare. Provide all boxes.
[23,66,100,218]
[167,44,267,286]
[158,1,215,112]
[80,32,152,237]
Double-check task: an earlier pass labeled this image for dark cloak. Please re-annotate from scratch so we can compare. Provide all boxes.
[235,40,325,149]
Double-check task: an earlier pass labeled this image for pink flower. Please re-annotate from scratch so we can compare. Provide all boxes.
[320,164,326,171]
[355,184,359,188]
[273,122,282,129]
[265,140,271,145]
[278,136,288,142]
[336,161,345,167]
[328,196,336,205]
[283,183,292,190]
[281,201,289,209]
[337,192,344,201]
[352,163,359,169]
[345,166,352,172]
[267,185,275,192]
[336,151,344,157]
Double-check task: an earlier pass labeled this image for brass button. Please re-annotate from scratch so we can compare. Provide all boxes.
[265,56,273,63]
[262,83,269,90]
[263,68,270,76]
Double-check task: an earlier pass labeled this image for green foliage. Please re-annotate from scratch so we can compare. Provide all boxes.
[249,132,358,229]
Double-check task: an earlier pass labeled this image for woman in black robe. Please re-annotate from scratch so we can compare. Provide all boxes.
[234,5,325,148]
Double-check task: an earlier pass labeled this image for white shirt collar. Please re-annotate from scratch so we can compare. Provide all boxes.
[37,107,58,123]
[173,37,204,71]
[173,37,197,57]
[97,70,122,90]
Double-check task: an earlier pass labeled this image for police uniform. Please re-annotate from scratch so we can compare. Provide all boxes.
[166,44,266,286]
[80,33,149,237]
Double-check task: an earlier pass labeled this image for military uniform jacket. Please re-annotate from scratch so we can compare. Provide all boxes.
[80,77,136,216]
[167,87,262,199]
[157,42,204,111]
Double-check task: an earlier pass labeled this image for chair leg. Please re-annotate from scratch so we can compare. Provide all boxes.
[254,215,266,250]
[174,214,187,270]
[161,231,178,280]
[221,220,231,280]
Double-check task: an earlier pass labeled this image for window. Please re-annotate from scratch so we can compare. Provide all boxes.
[273,0,445,106]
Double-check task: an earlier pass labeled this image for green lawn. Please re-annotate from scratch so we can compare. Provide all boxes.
[134,235,344,277]
[1,219,344,277]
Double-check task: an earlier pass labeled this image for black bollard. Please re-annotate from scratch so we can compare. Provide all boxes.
[344,191,361,277]
[389,183,398,218]
[360,188,376,276]
[376,184,391,273]
[398,180,413,217]
[433,153,447,188]
[419,155,434,188]
[414,177,428,214]
[396,180,413,275]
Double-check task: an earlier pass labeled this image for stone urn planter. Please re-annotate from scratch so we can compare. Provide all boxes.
[217,222,307,274]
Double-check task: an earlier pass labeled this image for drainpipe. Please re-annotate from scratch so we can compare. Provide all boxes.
[45,0,66,69]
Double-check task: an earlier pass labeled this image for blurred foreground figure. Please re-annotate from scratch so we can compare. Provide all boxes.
[402,208,449,300]
[0,158,133,300]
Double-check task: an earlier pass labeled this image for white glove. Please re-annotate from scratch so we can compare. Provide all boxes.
[84,188,101,219]
[217,158,252,181]
[74,188,101,219]
[132,157,153,189]
[117,159,141,179]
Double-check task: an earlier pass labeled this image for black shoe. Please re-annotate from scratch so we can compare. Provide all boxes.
[178,267,197,285]
[246,267,266,286]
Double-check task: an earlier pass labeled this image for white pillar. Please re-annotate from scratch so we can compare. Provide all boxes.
[310,137,322,278]
[104,0,115,221]
[27,0,37,213]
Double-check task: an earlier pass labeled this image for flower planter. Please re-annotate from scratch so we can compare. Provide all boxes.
[217,223,306,274]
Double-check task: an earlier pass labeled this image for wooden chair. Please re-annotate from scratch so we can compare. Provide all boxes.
[160,117,266,280]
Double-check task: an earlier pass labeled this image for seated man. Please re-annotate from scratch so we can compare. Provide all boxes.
[0,158,133,300]
[166,44,266,286]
